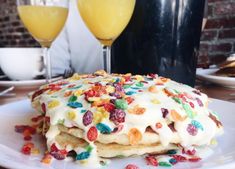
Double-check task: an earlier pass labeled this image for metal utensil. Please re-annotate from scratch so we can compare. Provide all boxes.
[0,86,15,96]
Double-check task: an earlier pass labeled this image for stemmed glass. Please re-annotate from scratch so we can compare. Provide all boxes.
[77,0,136,74]
[16,0,69,83]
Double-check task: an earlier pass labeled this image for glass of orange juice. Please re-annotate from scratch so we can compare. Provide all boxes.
[17,0,69,82]
[77,0,136,73]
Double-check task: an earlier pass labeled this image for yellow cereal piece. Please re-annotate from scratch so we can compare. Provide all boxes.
[69,73,81,81]
[83,80,90,84]
[97,107,106,113]
[148,85,158,93]
[31,148,40,155]
[106,85,115,93]
[88,97,101,102]
[128,105,146,115]
[47,90,57,95]
[74,89,84,97]
[67,111,76,120]
[48,100,60,109]
[128,128,142,145]
[170,110,186,121]
[134,75,144,81]
[151,99,161,104]
[93,111,103,124]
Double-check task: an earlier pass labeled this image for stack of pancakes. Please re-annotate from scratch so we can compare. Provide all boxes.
[31,70,223,167]
[216,55,235,77]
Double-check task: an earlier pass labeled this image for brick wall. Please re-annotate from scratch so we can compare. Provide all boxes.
[0,0,234,65]
[0,0,39,47]
[199,0,235,65]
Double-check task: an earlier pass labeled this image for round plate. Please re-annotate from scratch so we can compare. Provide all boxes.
[0,77,62,88]
[0,99,234,169]
[196,68,235,88]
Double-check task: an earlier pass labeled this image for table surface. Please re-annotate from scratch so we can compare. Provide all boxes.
[0,81,235,169]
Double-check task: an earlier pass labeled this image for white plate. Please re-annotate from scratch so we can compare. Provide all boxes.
[196,68,235,88]
[0,77,62,88]
[0,99,235,169]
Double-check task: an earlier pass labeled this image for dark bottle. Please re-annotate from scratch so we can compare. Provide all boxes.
[112,0,205,87]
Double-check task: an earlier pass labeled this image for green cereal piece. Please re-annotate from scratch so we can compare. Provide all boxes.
[136,82,144,87]
[183,103,195,119]
[123,85,131,89]
[85,145,93,153]
[68,95,77,102]
[172,97,182,104]
[115,99,128,110]
[159,161,172,167]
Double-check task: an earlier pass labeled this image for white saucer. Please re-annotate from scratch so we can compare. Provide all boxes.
[196,68,235,88]
[0,76,62,88]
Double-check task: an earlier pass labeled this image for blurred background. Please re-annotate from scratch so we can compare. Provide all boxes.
[0,0,234,66]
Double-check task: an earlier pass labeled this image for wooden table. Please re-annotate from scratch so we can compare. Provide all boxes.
[0,82,235,169]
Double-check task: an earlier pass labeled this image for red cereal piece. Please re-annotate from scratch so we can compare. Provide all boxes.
[182,148,196,156]
[125,164,140,169]
[21,143,34,155]
[24,135,32,141]
[145,155,158,166]
[189,102,195,108]
[172,155,187,162]
[87,126,98,142]
[104,103,116,112]
[41,103,46,113]
[15,125,27,133]
[50,143,59,152]
[188,157,201,162]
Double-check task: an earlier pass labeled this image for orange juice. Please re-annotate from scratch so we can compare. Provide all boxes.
[18,6,68,47]
[78,0,136,46]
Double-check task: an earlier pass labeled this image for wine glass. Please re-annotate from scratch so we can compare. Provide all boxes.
[77,0,136,74]
[16,0,69,83]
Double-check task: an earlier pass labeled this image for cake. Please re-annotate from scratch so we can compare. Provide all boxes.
[31,70,223,167]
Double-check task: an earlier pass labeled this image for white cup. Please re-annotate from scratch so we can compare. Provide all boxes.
[0,48,45,80]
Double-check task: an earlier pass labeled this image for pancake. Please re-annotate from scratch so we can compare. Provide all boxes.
[31,70,223,167]
[215,67,235,77]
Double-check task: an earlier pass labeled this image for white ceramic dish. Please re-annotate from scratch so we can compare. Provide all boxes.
[196,68,235,88]
[0,99,234,169]
[0,76,62,88]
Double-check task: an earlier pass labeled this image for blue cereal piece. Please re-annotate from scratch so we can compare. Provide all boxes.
[96,123,112,134]
[76,152,90,160]
[67,102,83,108]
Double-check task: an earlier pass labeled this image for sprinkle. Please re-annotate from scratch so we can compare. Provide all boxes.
[188,157,201,162]
[128,105,146,115]
[196,98,204,107]
[136,82,144,87]
[64,91,72,97]
[67,111,76,120]
[110,109,126,125]
[126,91,136,95]
[48,100,60,109]
[115,99,128,110]
[159,162,172,167]
[171,110,186,121]
[123,85,131,89]
[68,95,77,102]
[74,89,84,97]
[172,97,182,104]
[182,103,195,119]
[67,102,83,108]
[125,164,140,169]
[148,85,158,93]
[128,128,142,145]
[182,148,196,155]
[87,126,98,141]
[106,85,115,93]
[167,150,177,155]
[145,156,158,166]
[191,120,204,131]
[112,124,124,133]
[151,99,161,104]
[189,102,195,108]
[83,110,93,126]
[76,152,90,160]
[41,153,52,164]
[171,155,187,162]
[41,103,46,113]
[156,122,162,129]
[96,123,112,134]
[187,124,198,136]
[161,108,169,118]
[125,97,134,104]
[85,145,93,153]
[169,158,177,165]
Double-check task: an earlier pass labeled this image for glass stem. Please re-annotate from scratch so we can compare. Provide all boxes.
[43,47,52,83]
[103,45,111,74]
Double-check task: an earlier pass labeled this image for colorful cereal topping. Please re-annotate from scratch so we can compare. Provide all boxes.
[125,164,140,169]
[87,126,98,141]
[128,128,142,145]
